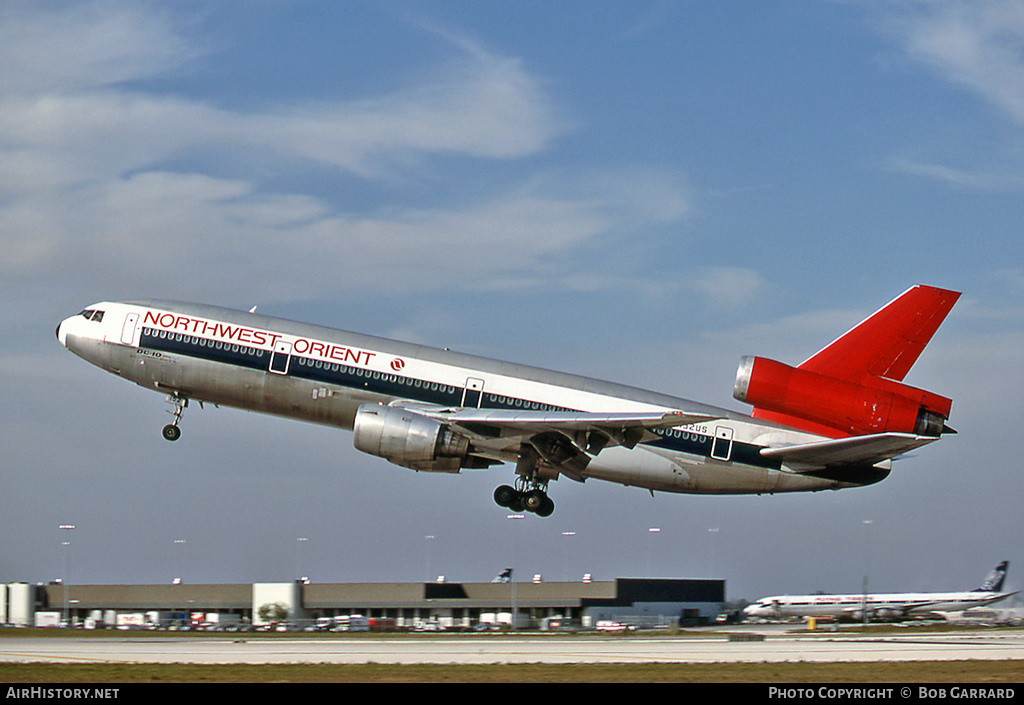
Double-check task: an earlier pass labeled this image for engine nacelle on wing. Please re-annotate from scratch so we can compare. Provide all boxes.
[849,607,903,622]
[734,356,952,437]
[353,404,470,473]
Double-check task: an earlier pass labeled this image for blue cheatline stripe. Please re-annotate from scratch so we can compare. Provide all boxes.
[136,328,779,469]
[140,327,266,370]
[647,429,781,470]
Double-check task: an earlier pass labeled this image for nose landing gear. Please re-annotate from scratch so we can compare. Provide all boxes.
[162,394,188,441]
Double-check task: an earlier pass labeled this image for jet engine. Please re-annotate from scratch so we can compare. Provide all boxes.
[849,607,904,622]
[733,356,952,437]
[871,608,906,621]
[353,404,470,472]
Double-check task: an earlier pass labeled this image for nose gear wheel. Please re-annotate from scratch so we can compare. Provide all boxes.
[162,394,188,441]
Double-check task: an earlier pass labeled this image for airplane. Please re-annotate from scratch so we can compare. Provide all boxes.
[56,284,960,518]
[741,561,1016,622]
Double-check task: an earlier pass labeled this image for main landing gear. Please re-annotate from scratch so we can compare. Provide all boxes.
[494,443,558,517]
[493,479,555,517]
[161,394,187,441]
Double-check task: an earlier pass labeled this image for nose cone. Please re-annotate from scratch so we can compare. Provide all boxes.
[56,311,84,349]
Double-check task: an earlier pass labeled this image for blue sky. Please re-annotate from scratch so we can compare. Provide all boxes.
[2,1,1023,602]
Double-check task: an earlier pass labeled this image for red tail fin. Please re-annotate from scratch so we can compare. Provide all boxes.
[798,285,961,383]
[735,285,960,437]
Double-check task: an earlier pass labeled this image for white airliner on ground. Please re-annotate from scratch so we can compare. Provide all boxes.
[742,562,1016,622]
[57,285,959,517]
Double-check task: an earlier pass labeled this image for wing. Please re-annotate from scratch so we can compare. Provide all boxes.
[395,402,719,480]
[760,432,938,472]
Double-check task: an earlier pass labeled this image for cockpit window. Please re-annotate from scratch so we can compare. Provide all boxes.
[79,309,105,322]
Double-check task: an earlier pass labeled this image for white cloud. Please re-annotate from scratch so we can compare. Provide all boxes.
[886,0,1024,125]
[886,155,1024,192]
[246,56,566,178]
[686,267,769,310]
[0,3,594,292]
[0,3,702,308]
[0,1,196,93]
[0,60,563,188]
[9,169,685,301]
[0,2,568,188]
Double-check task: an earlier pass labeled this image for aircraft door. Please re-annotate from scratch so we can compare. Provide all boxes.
[120,312,139,345]
[270,341,292,375]
[711,426,734,461]
[462,377,484,408]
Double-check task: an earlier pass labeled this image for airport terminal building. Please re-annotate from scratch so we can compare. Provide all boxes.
[3,577,724,631]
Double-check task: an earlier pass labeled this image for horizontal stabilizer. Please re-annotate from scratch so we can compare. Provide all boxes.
[760,432,939,470]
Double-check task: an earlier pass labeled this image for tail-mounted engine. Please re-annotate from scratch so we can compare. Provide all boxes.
[734,356,953,438]
[353,404,471,472]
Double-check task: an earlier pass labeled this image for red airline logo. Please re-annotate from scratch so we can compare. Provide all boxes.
[142,309,377,367]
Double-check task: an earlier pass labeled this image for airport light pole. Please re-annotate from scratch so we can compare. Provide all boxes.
[507,514,524,630]
[862,520,873,627]
[173,539,186,584]
[561,531,575,582]
[423,535,435,583]
[59,524,75,627]
[708,528,719,577]
[295,537,307,581]
[646,527,660,577]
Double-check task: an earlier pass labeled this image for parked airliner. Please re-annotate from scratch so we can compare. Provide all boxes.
[57,285,959,517]
[742,562,1016,622]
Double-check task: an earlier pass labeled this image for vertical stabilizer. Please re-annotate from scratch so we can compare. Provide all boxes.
[737,285,960,437]
[799,285,961,383]
[976,561,1009,593]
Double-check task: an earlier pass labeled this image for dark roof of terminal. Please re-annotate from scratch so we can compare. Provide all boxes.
[41,578,724,611]
[40,584,252,610]
[302,581,622,609]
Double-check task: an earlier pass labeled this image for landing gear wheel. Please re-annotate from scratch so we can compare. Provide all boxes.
[523,489,547,513]
[536,496,555,518]
[494,484,555,517]
[162,394,188,442]
[493,485,517,508]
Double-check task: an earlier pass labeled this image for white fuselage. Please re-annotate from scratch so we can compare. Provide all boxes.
[743,591,1014,621]
[56,300,894,495]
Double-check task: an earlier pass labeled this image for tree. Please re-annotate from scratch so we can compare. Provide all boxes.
[258,602,289,625]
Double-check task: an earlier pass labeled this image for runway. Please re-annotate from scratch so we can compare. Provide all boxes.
[2,630,1023,665]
